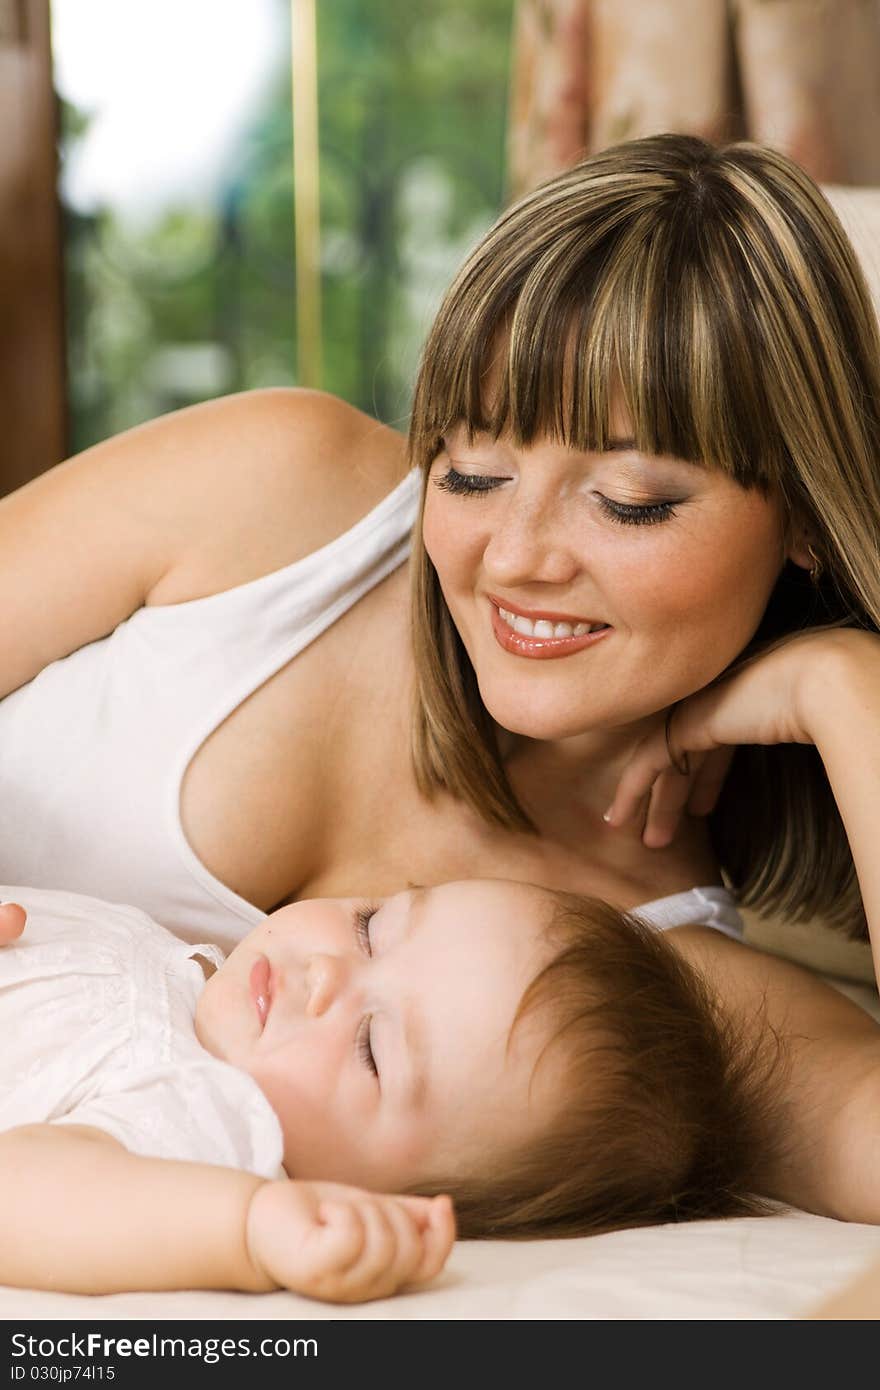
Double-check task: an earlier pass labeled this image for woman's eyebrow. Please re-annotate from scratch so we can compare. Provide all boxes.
[606,438,636,451]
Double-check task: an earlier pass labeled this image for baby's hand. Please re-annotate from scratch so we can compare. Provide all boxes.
[245,1179,455,1303]
[0,903,26,944]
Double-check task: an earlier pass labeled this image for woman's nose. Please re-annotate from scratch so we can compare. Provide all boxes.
[482,491,580,587]
[305,953,347,1017]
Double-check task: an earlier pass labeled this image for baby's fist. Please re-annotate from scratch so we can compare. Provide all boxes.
[245,1179,454,1303]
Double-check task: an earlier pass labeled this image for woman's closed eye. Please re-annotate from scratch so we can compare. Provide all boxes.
[434,465,506,496]
[596,495,681,526]
[434,465,681,525]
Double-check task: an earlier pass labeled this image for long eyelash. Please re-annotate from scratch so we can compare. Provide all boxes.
[356,1015,378,1076]
[353,902,378,956]
[433,466,503,495]
[597,496,678,526]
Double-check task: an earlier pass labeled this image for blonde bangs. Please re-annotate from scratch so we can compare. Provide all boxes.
[411,179,794,494]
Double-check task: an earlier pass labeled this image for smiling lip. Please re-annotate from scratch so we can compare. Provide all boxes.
[487,594,599,625]
[250,955,272,1030]
[487,596,612,661]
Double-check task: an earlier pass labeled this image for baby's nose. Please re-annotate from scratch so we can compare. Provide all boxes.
[305,953,345,1017]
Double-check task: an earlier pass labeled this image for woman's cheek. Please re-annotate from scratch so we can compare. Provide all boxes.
[421,500,471,583]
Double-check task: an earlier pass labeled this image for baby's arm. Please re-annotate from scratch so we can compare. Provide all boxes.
[0,1124,454,1301]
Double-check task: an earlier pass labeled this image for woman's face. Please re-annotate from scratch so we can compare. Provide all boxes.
[421,419,801,742]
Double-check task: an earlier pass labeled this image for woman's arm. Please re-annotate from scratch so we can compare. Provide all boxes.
[804,1255,880,1318]
[0,388,405,700]
[607,630,880,1223]
[798,632,880,989]
[671,924,880,1224]
[0,1124,453,1302]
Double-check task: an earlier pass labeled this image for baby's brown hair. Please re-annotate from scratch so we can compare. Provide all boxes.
[414,890,784,1240]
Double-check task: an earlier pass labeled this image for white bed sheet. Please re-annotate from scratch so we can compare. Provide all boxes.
[2,1209,880,1321]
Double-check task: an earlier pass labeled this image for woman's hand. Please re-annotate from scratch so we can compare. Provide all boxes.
[607,629,870,848]
[245,1179,455,1303]
[0,902,26,944]
[632,746,736,849]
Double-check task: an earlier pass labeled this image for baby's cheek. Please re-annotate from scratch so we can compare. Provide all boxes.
[251,1042,344,1135]
[193,975,235,1062]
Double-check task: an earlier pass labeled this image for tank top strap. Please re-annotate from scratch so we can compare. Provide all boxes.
[631,885,744,941]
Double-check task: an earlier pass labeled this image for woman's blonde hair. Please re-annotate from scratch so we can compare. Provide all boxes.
[410,892,784,1240]
[409,133,880,938]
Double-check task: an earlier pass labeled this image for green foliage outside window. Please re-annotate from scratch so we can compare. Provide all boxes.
[60,0,513,453]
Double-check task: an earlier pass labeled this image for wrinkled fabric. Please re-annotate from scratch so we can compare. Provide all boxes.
[0,884,284,1176]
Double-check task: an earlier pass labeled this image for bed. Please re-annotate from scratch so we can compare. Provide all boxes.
[4,186,880,1324]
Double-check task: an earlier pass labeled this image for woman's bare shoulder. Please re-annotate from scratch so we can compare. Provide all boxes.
[0,389,408,697]
[145,388,411,602]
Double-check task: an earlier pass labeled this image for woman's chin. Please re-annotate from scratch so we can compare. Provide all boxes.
[484,693,606,744]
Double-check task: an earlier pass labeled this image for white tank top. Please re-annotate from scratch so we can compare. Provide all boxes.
[0,467,742,952]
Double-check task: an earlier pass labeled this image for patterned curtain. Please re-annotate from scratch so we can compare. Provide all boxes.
[508,0,880,199]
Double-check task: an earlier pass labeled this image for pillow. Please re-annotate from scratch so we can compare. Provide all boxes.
[740,905,877,987]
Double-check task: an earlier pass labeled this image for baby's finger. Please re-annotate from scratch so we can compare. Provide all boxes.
[408,1195,456,1285]
[366,1197,426,1294]
[305,1199,368,1280]
[686,746,735,816]
[330,1198,403,1302]
[0,902,26,944]
[386,1193,442,1230]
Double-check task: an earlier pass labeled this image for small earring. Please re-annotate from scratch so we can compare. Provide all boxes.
[807,543,823,584]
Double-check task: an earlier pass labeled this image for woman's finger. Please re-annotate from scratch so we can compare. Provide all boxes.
[686,746,735,816]
[641,759,706,849]
[604,728,673,828]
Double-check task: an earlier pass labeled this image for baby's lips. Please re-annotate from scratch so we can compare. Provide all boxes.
[250,955,272,1029]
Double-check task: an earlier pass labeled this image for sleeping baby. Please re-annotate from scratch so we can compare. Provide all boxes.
[0,878,778,1303]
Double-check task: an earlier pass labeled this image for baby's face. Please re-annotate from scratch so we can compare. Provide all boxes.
[195,880,557,1191]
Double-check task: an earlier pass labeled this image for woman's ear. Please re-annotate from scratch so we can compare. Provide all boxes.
[783,512,818,572]
[786,535,814,571]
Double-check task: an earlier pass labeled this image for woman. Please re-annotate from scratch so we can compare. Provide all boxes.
[2,132,877,937]
[407,132,880,949]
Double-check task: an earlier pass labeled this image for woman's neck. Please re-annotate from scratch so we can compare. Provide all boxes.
[499,713,667,819]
